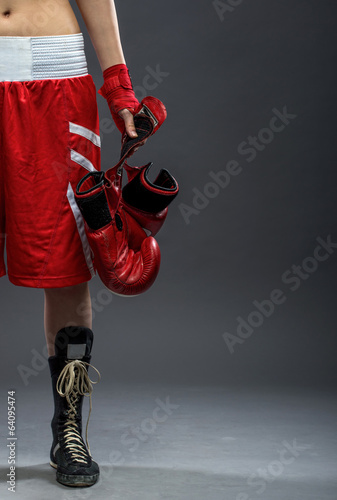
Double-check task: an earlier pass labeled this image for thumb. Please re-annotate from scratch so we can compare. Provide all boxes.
[119,108,138,138]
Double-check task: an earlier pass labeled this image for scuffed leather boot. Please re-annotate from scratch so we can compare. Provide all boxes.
[48,326,100,487]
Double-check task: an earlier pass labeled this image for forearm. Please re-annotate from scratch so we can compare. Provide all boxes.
[75,0,126,71]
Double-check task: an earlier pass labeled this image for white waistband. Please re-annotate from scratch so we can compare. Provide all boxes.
[0,34,88,82]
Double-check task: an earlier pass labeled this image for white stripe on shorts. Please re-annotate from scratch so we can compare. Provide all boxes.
[69,122,101,148]
[70,150,97,172]
[67,183,95,278]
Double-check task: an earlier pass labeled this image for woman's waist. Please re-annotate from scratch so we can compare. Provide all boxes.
[0,33,88,81]
[0,0,80,37]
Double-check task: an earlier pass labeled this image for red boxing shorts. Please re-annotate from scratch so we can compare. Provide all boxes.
[0,34,101,288]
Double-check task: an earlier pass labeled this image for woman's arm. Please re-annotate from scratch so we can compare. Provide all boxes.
[75,0,125,71]
[76,0,140,138]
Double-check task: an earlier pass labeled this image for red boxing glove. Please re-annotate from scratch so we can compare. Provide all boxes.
[75,96,174,296]
[98,64,140,133]
[122,162,179,236]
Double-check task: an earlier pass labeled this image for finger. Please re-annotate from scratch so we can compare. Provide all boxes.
[119,108,138,138]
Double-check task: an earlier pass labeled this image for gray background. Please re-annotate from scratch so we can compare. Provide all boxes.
[1,0,337,391]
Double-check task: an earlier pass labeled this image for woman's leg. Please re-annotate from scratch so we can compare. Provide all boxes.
[45,281,99,487]
[44,282,92,356]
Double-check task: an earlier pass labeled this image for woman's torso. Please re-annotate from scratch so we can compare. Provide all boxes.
[0,0,80,36]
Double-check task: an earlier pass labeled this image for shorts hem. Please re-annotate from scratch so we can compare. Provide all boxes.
[8,271,94,289]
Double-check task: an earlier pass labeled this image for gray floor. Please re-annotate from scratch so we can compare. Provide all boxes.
[1,382,336,500]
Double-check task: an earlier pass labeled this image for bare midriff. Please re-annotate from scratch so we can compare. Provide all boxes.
[0,0,80,37]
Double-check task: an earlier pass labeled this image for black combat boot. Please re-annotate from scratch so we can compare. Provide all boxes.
[48,326,100,487]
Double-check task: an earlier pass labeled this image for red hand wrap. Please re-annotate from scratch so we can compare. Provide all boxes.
[98,64,140,133]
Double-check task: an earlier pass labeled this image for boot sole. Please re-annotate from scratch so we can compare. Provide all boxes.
[50,461,99,487]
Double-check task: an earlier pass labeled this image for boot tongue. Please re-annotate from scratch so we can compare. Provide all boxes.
[54,326,94,360]
[67,343,87,360]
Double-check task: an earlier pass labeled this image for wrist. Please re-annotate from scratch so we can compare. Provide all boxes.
[100,64,133,94]
[98,63,140,134]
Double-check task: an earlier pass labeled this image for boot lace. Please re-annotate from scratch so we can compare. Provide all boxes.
[56,360,100,463]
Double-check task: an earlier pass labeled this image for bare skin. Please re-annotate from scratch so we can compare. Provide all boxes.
[0,0,81,36]
[0,0,144,355]
[44,283,92,356]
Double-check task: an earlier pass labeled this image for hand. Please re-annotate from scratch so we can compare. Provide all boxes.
[119,108,147,154]
[99,64,141,136]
